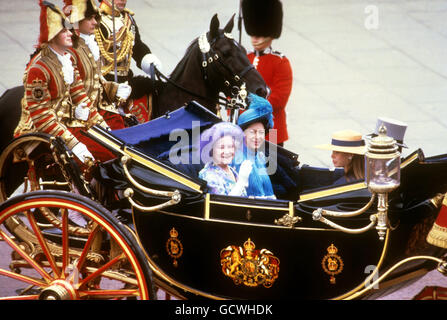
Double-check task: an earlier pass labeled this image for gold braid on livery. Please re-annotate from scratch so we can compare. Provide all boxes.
[95,2,135,78]
[70,38,120,114]
[16,46,106,149]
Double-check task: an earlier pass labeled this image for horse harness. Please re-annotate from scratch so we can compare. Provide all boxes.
[198,32,254,94]
[151,31,253,116]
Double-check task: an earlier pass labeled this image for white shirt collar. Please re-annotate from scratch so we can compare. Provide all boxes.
[80,33,100,61]
[49,46,74,84]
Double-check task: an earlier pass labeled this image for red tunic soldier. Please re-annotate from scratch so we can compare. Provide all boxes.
[242,0,293,146]
[15,1,114,164]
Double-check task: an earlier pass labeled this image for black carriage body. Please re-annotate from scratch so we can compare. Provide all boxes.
[88,102,447,300]
[132,196,386,300]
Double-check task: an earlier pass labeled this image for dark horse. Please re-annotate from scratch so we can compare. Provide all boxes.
[0,14,267,152]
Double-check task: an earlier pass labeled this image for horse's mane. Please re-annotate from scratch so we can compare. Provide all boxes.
[169,36,200,81]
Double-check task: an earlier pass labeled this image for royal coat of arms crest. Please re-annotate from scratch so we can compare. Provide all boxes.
[220,238,280,288]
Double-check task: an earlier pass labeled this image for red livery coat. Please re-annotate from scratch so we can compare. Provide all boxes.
[248,48,292,144]
[16,45,114,163]
[68,37,126,131]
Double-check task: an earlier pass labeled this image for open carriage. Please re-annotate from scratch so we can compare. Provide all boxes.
[0,100,446,300]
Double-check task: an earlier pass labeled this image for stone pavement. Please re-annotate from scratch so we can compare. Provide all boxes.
[0,0,447,299]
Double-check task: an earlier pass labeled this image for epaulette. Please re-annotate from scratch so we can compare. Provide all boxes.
[271,50,285,58]
[124,8,135,16]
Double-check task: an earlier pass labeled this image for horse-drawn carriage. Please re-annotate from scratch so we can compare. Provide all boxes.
[0,14,446,301]
[0,98,446,300]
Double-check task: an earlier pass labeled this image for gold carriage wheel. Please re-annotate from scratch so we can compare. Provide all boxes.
[0,190,155,300]
[0,134,91,236]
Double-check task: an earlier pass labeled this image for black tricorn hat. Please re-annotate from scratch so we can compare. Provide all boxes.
[242,0,283,39]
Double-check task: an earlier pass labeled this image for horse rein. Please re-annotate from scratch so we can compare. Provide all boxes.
[152,31,254,108]
[153,66,210,102]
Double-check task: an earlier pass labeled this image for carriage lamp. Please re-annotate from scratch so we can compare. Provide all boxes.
[366,124,401,240]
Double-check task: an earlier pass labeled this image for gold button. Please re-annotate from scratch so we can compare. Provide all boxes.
[94,74,99,79]
[57,111,64,118]
[63,132,71,142]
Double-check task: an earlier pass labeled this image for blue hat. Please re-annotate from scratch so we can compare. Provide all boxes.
[237,93,274,131]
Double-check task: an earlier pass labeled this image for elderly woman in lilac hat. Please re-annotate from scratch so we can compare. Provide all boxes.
[198,122,253,196]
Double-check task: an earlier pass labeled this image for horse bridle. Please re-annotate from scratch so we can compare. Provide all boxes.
[153,31,254,107]
[198,32,254,93]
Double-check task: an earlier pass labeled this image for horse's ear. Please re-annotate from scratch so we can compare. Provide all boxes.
[209,14,220,39]
[223,14,235,34]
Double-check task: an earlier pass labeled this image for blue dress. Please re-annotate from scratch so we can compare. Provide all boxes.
[198,162,247,196]
[233,146,276,199]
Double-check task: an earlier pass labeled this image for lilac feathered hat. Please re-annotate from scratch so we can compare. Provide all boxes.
[199,122,244,163]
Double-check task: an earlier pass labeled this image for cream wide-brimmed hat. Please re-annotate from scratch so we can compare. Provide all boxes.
[314,129,366,155]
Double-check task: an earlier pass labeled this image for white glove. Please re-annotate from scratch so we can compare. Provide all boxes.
[75,102,89,121]
[116,82,132,100]
[72,142,95,163]
[141,53,162,74]
[237,160,253,187]
[229,160,252,196]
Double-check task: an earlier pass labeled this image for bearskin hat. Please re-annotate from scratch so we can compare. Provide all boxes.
[242,0,283,39]
[38,1,69,47]
[63,0,98,24]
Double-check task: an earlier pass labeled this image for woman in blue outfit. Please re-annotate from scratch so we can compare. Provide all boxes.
[198,122,253,196]
[234,94,276,199]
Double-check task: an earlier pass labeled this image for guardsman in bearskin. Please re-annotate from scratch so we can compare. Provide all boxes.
[15,0,115,164]
[242,0,293,147]
[63,0,132,130]
[95,0,162,123]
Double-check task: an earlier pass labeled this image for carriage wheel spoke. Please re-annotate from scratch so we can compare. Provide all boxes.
[78,289,138,299]
[0,295,39,300]
[78,253,126,288]
[0,229,52,283]
[0,268,48,288]
[61,208,69,278]
[25,210,61,278]
[75,223,100,272]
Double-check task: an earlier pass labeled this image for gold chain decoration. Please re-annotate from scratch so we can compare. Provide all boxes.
[94,15,134,75]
